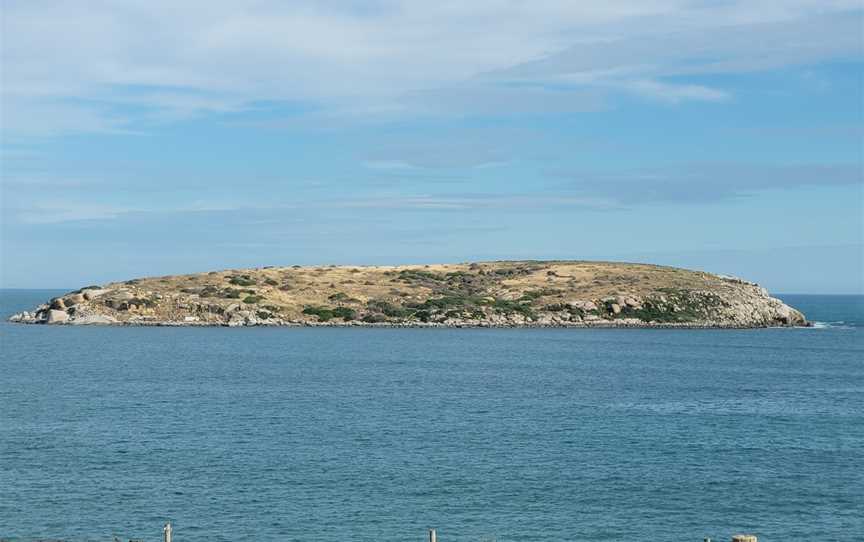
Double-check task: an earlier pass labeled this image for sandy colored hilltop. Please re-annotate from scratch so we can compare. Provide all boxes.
[10,261,806,328]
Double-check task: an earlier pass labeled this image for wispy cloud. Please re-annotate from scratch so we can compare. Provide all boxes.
[362,160,417,171]
[622,79,730,103]
[553,163,864,204]
[333,193,619,211]
[2,1,860,135]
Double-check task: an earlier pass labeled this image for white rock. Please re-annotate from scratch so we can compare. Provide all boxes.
[46,309,69,324]
[69,314,118,325]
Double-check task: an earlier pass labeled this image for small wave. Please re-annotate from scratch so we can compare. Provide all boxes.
[808,320,857,329]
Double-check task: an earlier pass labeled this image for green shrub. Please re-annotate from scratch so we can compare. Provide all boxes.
[407,294,484,311]
[229,276,257,287]
[302,306,335,321]
[264,278,279,286]
[492,298,534,317]
[199,286,220,297]
[397,269,445,283]
[332,306,356,320]
[366,300,412,318]
[361,313,387,323]
[243,295,263,304]
[223,288,242,299]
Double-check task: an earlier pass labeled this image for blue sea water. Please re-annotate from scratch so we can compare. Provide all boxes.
[0,290,862,542]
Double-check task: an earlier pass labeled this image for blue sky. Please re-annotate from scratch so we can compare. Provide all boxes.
[1,1,862,293]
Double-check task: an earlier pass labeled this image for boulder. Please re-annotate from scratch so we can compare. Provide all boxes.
[774,303,806,326]
[64,293,86,306]
[569,300,597,312]
[82,289,108,300]
[536,314,555,326]
[113,290,135,301]
[610,303,622,315]
[69,314,118,325]
[50,298,66,310]
[46,309,68,324]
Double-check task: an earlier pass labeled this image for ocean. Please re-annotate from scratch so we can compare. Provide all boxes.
[1,290,862,541]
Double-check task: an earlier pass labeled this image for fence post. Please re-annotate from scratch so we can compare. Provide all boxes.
[163,522,172,542]
[429,528,437,542]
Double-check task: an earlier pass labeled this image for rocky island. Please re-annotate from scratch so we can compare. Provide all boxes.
[9,261,806,328]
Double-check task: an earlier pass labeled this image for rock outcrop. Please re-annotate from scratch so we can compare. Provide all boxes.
[7,261,807,328]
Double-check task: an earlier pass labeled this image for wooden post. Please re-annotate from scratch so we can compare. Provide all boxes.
[732,536,756,542]
[429,528,437,542]
[163,522,172,542]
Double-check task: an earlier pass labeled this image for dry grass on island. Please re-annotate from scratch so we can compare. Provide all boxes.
[10,260,807,328]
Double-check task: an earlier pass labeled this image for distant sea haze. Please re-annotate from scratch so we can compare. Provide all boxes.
[0,291,862,541]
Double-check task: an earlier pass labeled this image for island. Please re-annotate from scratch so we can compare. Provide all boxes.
[9,261,807,328]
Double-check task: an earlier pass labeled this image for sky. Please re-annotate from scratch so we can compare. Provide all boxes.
[1,1,862,293]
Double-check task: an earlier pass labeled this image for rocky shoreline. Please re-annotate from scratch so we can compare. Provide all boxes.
[8,261,808,329]
[6,315,807,329]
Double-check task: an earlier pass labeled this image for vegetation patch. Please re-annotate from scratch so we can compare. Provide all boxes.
[302,305,334,321]
[229,275,257,287]
[332,306,356,320]
[222,288,243,299]
[492,298,535,318]
[366,299,413,318]
[202,286,221,297]
[361,313,387,323]
[397,269,446,283]
[328,292,359,304]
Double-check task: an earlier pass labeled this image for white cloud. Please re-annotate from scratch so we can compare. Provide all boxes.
[14,202,132,224]
[624,79,730,103]
[362,160,417,170]
[1,1,861,135]
[555,163,864,204]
